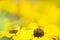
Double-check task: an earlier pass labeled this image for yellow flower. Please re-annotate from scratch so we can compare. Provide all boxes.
[15,22,60,40]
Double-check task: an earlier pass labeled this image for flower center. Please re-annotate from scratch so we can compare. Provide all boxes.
[33,28,44,37]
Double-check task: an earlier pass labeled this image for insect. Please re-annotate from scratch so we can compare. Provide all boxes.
[33,27,44,37]
[9,29,18,35]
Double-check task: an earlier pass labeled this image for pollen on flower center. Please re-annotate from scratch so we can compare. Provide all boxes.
[33,27,44,37]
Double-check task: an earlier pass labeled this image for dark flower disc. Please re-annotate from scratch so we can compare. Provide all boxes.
[33,28,44,37]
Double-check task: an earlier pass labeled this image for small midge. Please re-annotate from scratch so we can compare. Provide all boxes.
[9,29,18,34]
